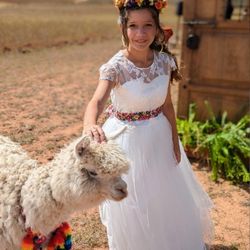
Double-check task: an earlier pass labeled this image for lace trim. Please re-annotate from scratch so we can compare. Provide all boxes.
[99,50,177,84]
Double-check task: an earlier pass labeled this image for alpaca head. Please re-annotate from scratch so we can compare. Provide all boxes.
[74,135,129,203]
[50,135,129,210]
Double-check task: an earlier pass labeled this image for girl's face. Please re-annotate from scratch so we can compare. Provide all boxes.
[126,9,157,52]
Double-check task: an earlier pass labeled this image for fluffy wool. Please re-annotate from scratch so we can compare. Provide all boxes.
[0,134,129,250]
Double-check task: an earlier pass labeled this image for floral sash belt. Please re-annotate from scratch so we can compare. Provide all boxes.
[106,104,163,122]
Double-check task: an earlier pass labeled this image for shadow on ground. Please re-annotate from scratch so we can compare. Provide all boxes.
[210,244,238,250]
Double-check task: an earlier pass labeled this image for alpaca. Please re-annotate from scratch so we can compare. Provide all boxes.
[0,131,129,250]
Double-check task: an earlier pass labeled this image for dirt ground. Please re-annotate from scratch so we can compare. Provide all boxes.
[0,39,249,250]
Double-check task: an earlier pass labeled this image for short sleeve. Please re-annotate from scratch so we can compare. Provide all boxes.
[160,52,178,75]
[99,63,118,83]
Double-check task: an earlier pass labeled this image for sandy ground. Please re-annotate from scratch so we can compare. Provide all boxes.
[0,39,249,250]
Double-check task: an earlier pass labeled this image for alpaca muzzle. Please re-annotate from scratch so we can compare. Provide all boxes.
[111,178,128,201]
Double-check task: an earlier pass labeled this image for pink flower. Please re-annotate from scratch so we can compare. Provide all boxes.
[154,0,167,12]
[163,26,173,42]
[154,1,163,10]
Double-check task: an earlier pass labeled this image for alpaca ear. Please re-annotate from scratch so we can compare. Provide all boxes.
[75,136,91,158]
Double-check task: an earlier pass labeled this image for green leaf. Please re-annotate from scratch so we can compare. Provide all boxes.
[177,102,250,184]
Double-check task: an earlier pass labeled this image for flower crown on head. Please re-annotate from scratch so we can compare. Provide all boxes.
[114,0,167,13]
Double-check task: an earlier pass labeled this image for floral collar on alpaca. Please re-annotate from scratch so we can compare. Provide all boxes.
[114,0,168,13]
[21,222,72,250]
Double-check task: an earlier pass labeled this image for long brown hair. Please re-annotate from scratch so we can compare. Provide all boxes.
[119,6,182,82]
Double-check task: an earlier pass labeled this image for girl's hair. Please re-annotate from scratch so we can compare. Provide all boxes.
[119,6,182,82]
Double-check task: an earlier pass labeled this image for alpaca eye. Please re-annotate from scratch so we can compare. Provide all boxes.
[88,170,98,177]
[81,168,98,178]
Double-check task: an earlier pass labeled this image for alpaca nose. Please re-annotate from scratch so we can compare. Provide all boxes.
[113,179,128,200]
[116,180,128,196]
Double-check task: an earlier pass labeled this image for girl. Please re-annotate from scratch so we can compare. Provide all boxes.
[83,0,214,249]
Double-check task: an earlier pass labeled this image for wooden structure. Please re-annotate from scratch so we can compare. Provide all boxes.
[178,0,250,121]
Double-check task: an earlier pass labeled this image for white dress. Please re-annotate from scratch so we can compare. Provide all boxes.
[99,50,214,250]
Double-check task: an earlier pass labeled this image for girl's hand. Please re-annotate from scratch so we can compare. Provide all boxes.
[83,125,106,143]
[173,140,181,165]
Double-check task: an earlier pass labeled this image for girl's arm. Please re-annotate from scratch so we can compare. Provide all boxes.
[83,80,114,143]
[162,85,181,164]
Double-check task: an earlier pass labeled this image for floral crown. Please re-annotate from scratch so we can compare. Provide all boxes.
[114,0,167,13]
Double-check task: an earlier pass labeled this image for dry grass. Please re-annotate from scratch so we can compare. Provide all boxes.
[71,210,108,249]
[0,1,179,52]
[0,2,119,51]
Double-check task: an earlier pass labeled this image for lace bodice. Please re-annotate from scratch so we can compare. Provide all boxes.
[99,50,176,113]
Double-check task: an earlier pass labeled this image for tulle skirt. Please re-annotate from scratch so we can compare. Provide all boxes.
[100,114,214,250]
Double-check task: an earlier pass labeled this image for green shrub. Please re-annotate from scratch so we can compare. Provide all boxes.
[177,103,203,150]
[177,103,250,183]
